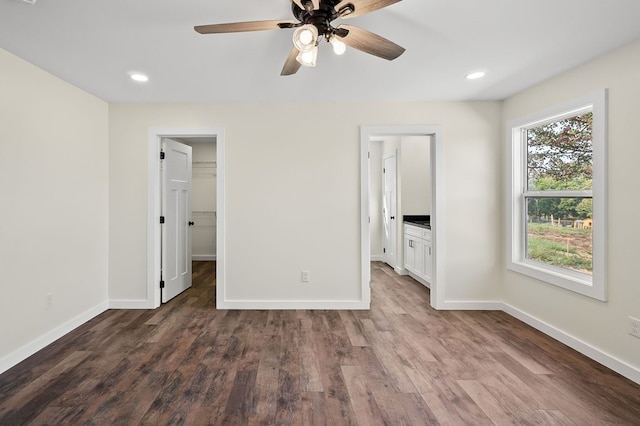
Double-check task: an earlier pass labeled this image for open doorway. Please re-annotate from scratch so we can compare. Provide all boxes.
[371,137,431,274]
[176,137,217,262]
[174,137,217,305]
[360,126,446,309]
[147,127,225,309]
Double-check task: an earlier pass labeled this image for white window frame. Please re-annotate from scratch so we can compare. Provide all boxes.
[506,90,607,301]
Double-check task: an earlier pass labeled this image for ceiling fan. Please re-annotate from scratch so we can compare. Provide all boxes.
[194,0,405,76]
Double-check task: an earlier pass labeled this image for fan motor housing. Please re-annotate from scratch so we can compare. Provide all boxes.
[292,0,344,37]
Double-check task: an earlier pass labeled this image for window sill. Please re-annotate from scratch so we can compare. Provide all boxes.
[507,259,605,301]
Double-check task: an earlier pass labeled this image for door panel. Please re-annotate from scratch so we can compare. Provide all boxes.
[383,155,396,268]
[162,139,192,303]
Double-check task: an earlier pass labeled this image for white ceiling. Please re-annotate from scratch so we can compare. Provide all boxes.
[2,0,639,103]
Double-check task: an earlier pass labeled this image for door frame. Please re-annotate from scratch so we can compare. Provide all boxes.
[147,127,225,309]
[360,126,446,309]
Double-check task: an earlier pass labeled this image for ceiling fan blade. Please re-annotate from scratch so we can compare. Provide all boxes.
[195,20,297,34]
[281,47,302,76]
[337,25,405,60]
[335,0,401,18]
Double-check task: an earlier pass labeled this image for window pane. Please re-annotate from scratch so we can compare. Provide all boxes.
[526,112,593,191]
[526,197,592,275]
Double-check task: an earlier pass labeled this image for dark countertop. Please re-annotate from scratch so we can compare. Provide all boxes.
[403,215,431,229]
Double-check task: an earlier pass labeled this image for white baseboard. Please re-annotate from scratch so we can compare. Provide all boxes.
[109,299,152,309]
[370,255,384,262]
[0,300,108,375]
[217,299,370,310]
[395,266,408,275]
[192,255,216,261]
[502,303,640,386]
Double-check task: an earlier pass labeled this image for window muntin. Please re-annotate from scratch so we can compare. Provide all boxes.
[507,90,607,301]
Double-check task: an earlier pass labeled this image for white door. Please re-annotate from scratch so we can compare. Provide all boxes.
[161,139,193,303]
[383,155,397,268]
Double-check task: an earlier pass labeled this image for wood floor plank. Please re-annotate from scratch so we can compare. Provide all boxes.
[356,320,417,393]
[299,316,324,392]
[396,392,440,426]
[457,379,518,425]
[2,261,640,425]
[109,371,170,425]
[138,370,189,425]
[484,351,556,411]
[0,350,92,423]
[420,365,495,425]
[301,391,328,426]
[340,365,384,426]
[452,310,553,375]
[274,328,303,425]
[386,317,439,367]
[252,334,281,420]
[535,409,578,425]
[29,406,80,426]
[338,310,370,347]
[220,370,257,424]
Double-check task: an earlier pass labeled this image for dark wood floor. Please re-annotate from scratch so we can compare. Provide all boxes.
[1,261,640,425]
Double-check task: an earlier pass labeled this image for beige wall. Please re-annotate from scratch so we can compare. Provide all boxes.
[502,39,640,371]
[400,136,431,215]
[369,141,383,259]
[108,101,502,305]
[0,49,109,367]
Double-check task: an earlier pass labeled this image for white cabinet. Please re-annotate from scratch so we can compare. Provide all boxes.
[404,233,424,276]
[404,223,432,286]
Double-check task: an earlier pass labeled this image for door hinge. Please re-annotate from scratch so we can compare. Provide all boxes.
[383,248,386,253]
[160,280,165,289]
[383,168,386,173]
[160,151,165,160]
[160,216,165,224]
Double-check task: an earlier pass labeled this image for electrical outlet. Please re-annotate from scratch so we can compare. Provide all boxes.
[630,317,640,339]
[301,270,310,283]
[45,293,53,310]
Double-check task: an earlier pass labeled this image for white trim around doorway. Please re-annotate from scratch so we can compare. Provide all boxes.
[360,126,446,309]
[146,127,225,309]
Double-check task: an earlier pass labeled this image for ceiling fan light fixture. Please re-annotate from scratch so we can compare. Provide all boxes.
[296,46,318,67]
[293,24,318,52]
[330,37,346,55]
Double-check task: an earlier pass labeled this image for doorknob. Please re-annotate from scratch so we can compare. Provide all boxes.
[188,221,195,226]
[390,216,395,220]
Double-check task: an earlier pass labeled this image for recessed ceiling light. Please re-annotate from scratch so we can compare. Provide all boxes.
[466,71,486,80]
[129,72,149,83]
